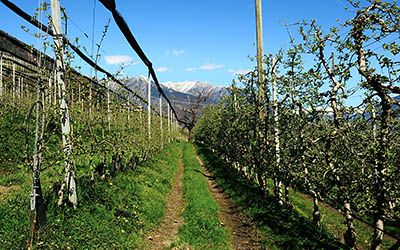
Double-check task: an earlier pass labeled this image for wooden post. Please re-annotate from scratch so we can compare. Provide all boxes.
[272,57,283,205]
[255,0,265,113]
[139,106,143,127]
[147,78,151,139]
[127,101,131,129]
[89,86,92,117]
[53,72,58,106]
[107,80,111,131]
[0,52,3,98]
[18,77,21,99]
[48,77,52,105]
[51,0,77,208]
[255,0,266,192]
[21,77,24,98]
[12,63,16,102]
[167,103,171,142]
[159,95,163,147]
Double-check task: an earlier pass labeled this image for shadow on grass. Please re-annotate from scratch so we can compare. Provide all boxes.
[196,146,348,250]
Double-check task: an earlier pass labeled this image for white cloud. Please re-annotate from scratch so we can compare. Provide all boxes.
[104,55,136,66]
[199,63,224,71]
[228,68,251,75]
[156,67,172,73]
[165,49,185,57]
[172,49,185,56]
[186,67,196,72]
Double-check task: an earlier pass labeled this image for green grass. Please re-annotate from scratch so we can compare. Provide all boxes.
[175,143,229,250]
[196,145,347,250]
[0,142,182,249]
[289,188,396,249]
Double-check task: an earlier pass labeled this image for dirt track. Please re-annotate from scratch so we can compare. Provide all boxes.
[196,155,263,250]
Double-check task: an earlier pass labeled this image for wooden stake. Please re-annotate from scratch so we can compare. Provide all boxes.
[147,78,151,139]
[0,52,3,98]
[51,0,77,208]
[255,0,265,114]
[159,95,163,147]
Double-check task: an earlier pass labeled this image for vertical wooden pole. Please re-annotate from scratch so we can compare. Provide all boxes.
[255,0,266,192]
[0,53,3,98]
[12,63,16,102]
[272,58,282,205]
[48,77,52,105]
[159,95,163,147]
[255,0,265,111]
[139,106,143,127]
[107,81,111,131]
[51,0,77,208]
[147,79,151,139]
[89,86,92,117]
[53,72,56,106]
[21,77,24,98]
[18,77,21,99]
[167,104,171,142]
[127,101,131,129]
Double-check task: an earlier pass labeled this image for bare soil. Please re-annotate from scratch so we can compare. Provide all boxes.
[0,185,19,202]
[196,155,263,250]
[145,157,186,250]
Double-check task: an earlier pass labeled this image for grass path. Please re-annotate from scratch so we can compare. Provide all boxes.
[145,146,186,249]
[195,155,263,250]
[174,143,230,249]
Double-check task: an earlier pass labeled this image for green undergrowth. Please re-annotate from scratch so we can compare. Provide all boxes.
[0,142,182,249]
[289,185,396,249]
[175,143,229,250]
[196,146,347,250]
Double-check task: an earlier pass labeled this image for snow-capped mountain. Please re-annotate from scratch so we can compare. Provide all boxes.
[120,76,228,105]
[163,81,228,104]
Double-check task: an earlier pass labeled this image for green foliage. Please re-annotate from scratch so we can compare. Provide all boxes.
[196,146,346,250]
[194,1,400,248]
[0,142,182,249]
[177,143,229,250]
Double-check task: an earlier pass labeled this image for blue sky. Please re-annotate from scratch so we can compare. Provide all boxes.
[1,0,354,87]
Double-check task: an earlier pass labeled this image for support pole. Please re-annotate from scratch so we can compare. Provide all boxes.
[21,77,24,98]
[255,0,266,192]
[12,63,15,102]
[127,101,131,129]
[272,58,282,205]
[0,52,3,98]
[255,0,265,113]
[159,95,163,147]
[167,103,171,142]
[147,78,151,139]
[51,0,77,208]
[107,80,111,131]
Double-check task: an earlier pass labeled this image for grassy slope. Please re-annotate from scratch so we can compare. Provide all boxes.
[197,146,347,250]
[289,190,395,249]
[175,143,229,250]
[0,142,182,249]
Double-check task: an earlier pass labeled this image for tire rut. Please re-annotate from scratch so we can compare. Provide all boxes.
[196,155,263,250]
[145,149,186,250]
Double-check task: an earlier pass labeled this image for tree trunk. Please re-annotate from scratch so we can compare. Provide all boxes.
[310,190,321,227]
[371,96,390,250]
[284,184,290,204]
[343,201,357,248]
[274,178,283,205]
